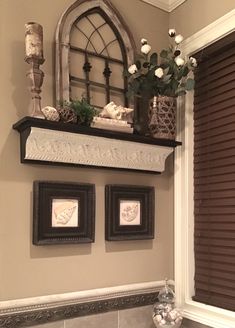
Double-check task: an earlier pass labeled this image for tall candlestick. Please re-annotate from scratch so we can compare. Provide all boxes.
[25,22,43,61]
[25,22,45,118]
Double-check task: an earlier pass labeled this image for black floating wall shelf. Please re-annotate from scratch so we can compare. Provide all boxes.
[13,117,181,174]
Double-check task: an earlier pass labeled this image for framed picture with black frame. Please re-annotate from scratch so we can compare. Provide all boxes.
[33,181,95,245]
[105,184,155,241]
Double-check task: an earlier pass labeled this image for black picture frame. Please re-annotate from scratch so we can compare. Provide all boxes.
[33,181,95,245]
[105,185,155,241]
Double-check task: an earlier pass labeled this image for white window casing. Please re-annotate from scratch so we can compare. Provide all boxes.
[174,9,235,328]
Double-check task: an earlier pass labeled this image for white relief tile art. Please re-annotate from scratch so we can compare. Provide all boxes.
[119,200,141,226]
[52,199,79,227]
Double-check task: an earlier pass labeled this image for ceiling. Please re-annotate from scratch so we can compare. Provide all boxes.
[140,0,186,12]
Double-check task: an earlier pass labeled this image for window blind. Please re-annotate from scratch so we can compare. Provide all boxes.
[193,31,235,312]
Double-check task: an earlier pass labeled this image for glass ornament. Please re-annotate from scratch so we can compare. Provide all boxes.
[152,279,183,328]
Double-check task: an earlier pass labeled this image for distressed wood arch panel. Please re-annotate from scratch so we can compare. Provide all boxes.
[55,0,136,105]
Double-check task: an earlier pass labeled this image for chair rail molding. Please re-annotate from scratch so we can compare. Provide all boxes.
[0,280,173,328]
[140,0,186,12]
[174,9,235,328]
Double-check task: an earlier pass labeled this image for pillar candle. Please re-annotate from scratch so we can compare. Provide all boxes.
[25,22,43,59]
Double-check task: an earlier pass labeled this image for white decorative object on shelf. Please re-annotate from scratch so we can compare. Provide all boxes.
[99,101,133,120]
[41,106,60,121]
[23,127,173,172]
[91,117,133,133]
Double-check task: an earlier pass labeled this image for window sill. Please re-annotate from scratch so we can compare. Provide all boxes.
[182,300,235,328]
[13,117,181,174]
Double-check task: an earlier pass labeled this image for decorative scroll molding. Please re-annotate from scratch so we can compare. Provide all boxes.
[24,127,173,172]
[13,117,181,173]
[0,280,174,328]
[0,294,157,328]
[141,0,186,12]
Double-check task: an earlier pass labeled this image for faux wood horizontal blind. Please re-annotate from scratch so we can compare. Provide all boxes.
[193,31,235,312]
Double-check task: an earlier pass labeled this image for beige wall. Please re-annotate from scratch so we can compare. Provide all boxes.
[0,0,172,301]
[170,0,235,38]
[1,0,233,316]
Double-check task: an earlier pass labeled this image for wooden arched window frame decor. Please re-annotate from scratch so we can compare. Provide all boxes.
[55,0,136,110]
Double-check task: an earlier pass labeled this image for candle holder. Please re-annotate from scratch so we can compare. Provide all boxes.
[25,22,45,118]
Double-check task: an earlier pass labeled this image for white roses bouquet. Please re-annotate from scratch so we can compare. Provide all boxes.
[127,29,197,98]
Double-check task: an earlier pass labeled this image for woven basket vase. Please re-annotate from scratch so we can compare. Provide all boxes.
[149,96,176,140]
